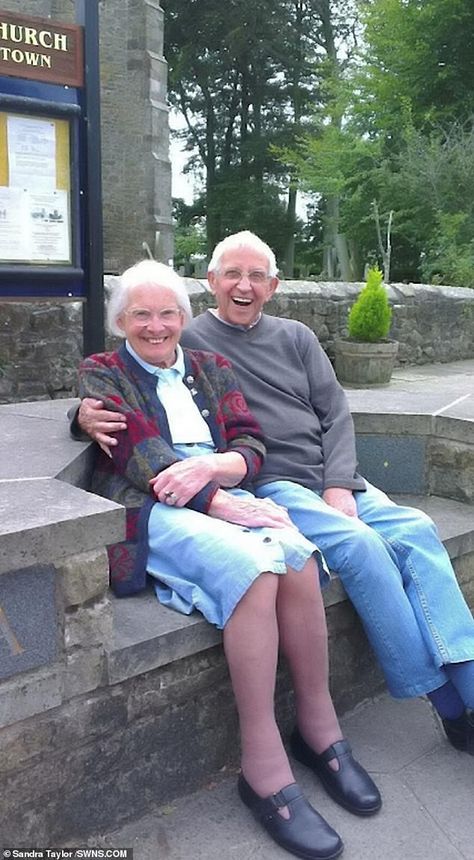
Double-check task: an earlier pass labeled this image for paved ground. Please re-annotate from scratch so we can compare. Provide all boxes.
[83,693,473,860]
[346,357,474,419]
[82,359,474,860]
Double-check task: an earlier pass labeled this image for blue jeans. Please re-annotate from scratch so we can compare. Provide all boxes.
[256,480,474,698]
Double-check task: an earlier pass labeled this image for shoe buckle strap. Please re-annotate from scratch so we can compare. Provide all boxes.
[319,738,352,763]
[261,782,303,818]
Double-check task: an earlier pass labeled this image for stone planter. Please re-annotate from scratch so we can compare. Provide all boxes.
[334,339,399,386]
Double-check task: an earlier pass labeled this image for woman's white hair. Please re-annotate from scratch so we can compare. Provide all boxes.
[106,260,193,337]
[208,230,278,277]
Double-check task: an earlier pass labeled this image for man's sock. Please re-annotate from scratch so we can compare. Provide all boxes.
[445,660,474,710]
[427,681,465,719]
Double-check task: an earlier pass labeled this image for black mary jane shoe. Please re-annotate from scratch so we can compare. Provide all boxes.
[290,729,382,816]
[442,708,474,755]
[238,775,343,860]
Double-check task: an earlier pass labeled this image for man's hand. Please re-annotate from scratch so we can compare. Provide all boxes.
[78,398,127,457]
[322,487,358,518]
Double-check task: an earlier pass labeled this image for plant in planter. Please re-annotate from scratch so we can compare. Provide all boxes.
[335,266,399,386]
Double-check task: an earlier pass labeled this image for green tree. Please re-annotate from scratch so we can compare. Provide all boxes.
[278,0,474,284]
[359,0,474,133]
[163,0,298,254]
[163,0,359,270]
[172,198,207,275]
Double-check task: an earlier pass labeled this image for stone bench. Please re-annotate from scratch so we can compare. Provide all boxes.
[109,492,474,685]
[0,377,472,845]
[110,370,474,706]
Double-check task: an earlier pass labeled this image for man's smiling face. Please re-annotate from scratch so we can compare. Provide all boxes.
[208,247,278,327]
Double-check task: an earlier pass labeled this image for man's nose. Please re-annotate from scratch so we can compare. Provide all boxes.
[237,274,253,290]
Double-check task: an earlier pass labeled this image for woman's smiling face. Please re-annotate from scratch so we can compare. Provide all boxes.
[117,283,184,367]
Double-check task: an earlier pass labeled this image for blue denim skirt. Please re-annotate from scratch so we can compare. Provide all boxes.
[146,488,328,629]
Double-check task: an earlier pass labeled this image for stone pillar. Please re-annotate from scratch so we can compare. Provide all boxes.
[100,0,173,271]
[146,0,174,265]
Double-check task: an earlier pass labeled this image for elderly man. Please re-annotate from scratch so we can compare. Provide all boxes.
[76,231,474,756]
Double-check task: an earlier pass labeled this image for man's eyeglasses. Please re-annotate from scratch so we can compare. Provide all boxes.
[221,268,270,286]
[125,308,182,324]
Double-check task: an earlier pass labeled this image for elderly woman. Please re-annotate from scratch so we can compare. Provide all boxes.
[78,260,380,860]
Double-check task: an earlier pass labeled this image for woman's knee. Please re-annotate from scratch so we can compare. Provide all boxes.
[236,571,279,616]
[279,556,320,594]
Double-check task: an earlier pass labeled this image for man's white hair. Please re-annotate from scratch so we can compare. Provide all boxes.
[208,231,278,277]
[106,260,193,337]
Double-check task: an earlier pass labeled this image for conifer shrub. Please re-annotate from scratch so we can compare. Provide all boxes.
[348,266,392,342]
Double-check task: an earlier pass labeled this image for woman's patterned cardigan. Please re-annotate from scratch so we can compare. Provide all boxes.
[78,343,266,596]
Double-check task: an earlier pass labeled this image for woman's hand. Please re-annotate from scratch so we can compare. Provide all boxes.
[208,489,296,530]
[150,456,215,506]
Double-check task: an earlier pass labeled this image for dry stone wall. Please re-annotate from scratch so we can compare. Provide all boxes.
[1,279,473,403]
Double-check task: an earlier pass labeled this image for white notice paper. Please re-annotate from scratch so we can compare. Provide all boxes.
[0,186,27,260]
[0,187,70,263]
[29,190,70,262]
[7,115,56,191]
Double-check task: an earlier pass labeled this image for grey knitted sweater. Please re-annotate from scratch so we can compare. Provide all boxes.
[182,311,365,493]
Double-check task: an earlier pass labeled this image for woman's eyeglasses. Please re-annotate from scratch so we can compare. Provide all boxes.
[125,308,182,324]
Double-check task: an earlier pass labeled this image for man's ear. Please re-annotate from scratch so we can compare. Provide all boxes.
[265,276,279,303]
[207,270,217,293]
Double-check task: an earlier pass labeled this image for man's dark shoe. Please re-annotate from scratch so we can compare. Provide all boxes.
[238,775,343,860]
[442,708,474,754]
[290,729,382,816]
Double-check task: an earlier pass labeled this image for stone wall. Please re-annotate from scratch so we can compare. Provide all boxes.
[0,397,384,844]
[2,0,172,271]
[1,389,473,844]
[1,279,473,403]
[0,601,380,845]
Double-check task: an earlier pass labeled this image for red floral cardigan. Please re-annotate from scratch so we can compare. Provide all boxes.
[78,343,266,595]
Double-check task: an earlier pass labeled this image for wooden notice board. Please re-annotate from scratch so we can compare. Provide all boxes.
[0,9,83,87]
